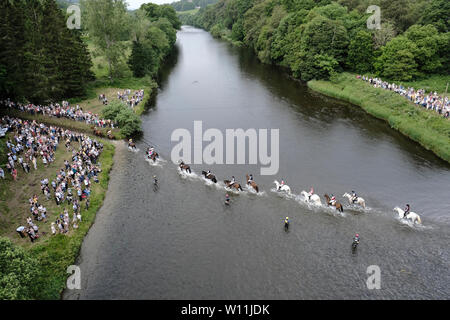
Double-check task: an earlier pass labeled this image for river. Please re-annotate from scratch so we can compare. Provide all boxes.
[63,26,450,300]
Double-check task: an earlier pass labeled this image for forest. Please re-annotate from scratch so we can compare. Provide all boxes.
[0,0,180,105]
[179,0,449,82]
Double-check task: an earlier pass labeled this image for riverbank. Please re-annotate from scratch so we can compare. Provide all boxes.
[0,126,121,298]
[308,73,450,163]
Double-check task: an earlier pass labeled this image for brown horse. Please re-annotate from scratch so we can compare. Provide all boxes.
[179,161,191,173]
[201,171,217,183]
[224,180,243,191]
[246,174,259,193]
[93,129,103,137]
[324,194,344,213]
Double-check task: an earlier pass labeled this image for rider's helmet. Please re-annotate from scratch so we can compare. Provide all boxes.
[355,233,359,237]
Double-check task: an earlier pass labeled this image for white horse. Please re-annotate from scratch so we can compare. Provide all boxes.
[343,193,366,208]
[301,191,321,206]
[274,180,291,194]
[394,207,422,224]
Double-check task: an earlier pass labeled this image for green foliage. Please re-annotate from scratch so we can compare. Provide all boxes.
[80,0,129,80]
[346,30,374,73]
[141,3,181,29]
[375,36,418,81]
[419,0,450,33]
[0,0,93,103]
[128,8,178,78]
[0,237,40,300]
[180,0,448,83]
[102,100,142,136]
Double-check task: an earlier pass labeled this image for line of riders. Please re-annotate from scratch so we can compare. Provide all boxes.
[127,140,420,225]
[178,162,419,223]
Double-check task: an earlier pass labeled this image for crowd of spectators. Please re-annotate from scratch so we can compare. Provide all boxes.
[358,75,450,119]
[1,116,103,242]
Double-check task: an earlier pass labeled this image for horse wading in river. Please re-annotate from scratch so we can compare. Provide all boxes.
[274,180,291,193]
[179,161,192,174]
[301,191,321,206]
[224,180,243,191]
[394,207,422,224]
[324,194,344,213]
[343,192,366,208]
[246,174,259,193]
[202,171,217,183]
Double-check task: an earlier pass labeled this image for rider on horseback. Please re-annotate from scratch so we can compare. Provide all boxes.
[230,176,236,185]
[353,233,360,244]
[351,190,358,203]
[225,193,230,205]
[278,180,285,191]
[308,187,314,200]
[330,194,336,206]
[403,204,410,218]
[248,174,254,183]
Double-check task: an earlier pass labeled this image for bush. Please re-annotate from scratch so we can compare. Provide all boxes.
[0,237,40,300]
[116,108,143,137]
[102,100,142,137]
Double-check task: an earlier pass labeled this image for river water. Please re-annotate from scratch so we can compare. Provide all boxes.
[64,26,450,300]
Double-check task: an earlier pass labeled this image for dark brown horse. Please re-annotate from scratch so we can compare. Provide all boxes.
[179,161,191,173]
[246,174,259,193]
[324,194,344,213]
[224,180,243,191]
[201,171,217,183]
[93,128,103,137]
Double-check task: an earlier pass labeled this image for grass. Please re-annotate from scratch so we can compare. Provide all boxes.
[0,130,116,299]
[177,8,200,15]
[308,72,450,163]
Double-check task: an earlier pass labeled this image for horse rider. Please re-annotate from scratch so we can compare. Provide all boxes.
[308,187,314,200]
[330,194,336,206]
[248,174,254,183]
[225,194,230,205]
[278,180,285,191]
[353,233,360,244]
[230,176,236,185]
[351,190,358,203]
[284,217,290,230]
[403,204,410,218]
[153,175,158,185]
[207,170,211,177]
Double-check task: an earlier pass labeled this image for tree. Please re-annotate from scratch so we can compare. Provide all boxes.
[404,24,443,75]
[346,29,374,73]
[291,15,349,80]
[81,0,129,80]
[419,0,450,33]
[375,36,418,81]
[0,237,40,300]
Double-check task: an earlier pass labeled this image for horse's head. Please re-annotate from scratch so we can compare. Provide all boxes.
[393,207,404,218]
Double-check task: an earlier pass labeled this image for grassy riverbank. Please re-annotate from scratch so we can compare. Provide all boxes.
[0,132,116,299]
[308,73,450,163]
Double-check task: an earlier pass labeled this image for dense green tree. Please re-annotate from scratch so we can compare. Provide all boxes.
[80,0,129,80]
[346,29,374,73]
[0,237,40,300]
[419,0,450,33]
[374,36,418,81]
